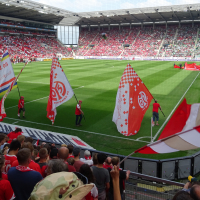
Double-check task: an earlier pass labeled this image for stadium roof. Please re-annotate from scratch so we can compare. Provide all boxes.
[1,1,200,26]
[76,3,200,26]
[0,0,80,25]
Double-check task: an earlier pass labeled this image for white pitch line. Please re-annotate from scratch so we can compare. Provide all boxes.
[5,117,148,143]
[12,121,19,124]
[152,71,200,142]
[6,86,84,110]
[136,136,151,141]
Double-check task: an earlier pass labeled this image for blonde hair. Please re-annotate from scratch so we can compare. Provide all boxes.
[111,157,120,166]
[17,135,25,143]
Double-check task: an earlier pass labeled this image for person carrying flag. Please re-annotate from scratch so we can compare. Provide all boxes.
[75,100,84,127]
[18,96,25,118]
[152,99,162,126]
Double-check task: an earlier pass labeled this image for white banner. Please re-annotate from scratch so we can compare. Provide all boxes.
[0,122,94,149]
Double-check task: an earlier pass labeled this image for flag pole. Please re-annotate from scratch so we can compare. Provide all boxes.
[74,94,85,120]
[151,117,153,143]
[118,151,136,166]
[17,85,21,98]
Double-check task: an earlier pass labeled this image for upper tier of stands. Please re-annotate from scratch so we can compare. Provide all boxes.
[76,24,200,58]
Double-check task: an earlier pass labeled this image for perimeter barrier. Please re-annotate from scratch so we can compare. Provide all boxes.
[1,130,200,181]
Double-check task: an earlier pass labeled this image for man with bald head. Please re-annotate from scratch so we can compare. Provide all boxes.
[103,157,112,169]
[57,147,76,172]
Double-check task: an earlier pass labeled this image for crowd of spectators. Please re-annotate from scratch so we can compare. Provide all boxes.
[0,130,130,200]
[159,25,197,57]
[76,24,200,58]
[0,34,70,59]
[1,128,200,200]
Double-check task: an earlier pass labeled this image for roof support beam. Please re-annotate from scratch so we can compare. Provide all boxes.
[171,8,180,21]
[130,14,142,23]
[188,7,194,20]
[140,10,154,22]
[155,9,166,21]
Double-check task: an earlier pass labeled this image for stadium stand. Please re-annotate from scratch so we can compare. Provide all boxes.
[76,24,200,58]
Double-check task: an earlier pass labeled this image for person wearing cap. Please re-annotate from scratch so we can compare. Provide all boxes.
[75,100,84,127]
[80,150,93,166]
[18,96,25,118]
[152,99,162,126]
[73,147,84,172]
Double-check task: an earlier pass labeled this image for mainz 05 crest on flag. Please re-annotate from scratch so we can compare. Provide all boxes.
[0,50,17,95]
[47,58,74,124]
[112,64,153,136]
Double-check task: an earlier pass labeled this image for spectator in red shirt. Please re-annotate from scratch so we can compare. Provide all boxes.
[0,155,15,200]
[4,140,21,173]
[11,142,41,175]
[152,100,162,126]
[7,128,22,144]
[75,100,84,127]
[67,144,74,159]
[18,96,25,118]
[103,157,112,169]
[38,148,48,168]
[57,147,76,172]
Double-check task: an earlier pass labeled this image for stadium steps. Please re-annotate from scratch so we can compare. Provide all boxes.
[131,30,140,47]
[120,30,132,56]
[57,38,66,48]
[156,31,167,57]
[193,28,199,58]
[173,28,179,45]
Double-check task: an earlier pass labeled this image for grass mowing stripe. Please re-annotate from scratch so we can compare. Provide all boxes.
[6,86,84,109]
[152,71,200,142]
[5,117,148,143]
[7,60,200,159]
[150,70,192,95]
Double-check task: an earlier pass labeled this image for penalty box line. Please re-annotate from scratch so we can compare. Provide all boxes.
[5,117,148,143]
[152,71,200,142]
[6,86,84,110]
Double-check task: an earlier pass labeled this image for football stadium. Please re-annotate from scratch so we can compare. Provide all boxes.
[1,0,200,199]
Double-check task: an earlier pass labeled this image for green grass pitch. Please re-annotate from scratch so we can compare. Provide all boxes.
[2,59,200,160]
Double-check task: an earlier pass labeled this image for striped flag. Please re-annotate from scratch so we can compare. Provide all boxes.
[135,126,200,154]
[0,63,26,121]
[157,98,200,140]
[0,50,17,95]
[112,64,153,136]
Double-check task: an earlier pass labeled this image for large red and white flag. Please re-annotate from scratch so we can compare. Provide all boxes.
[112,64,153,136]
[135,98,200,154]
[47,58,74,124]
[158,98,200,140]
[135,126,200,154]
[0,63,26,121]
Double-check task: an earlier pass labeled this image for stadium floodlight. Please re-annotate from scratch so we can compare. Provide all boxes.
[6,3,10,6]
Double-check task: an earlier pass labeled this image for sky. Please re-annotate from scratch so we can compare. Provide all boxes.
[33,0,200,13]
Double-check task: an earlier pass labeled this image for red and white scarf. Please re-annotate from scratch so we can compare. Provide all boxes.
[16,165,33,172]
[84,156,91,160]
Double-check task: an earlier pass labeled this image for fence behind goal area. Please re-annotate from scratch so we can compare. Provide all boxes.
[125,171,184,200]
